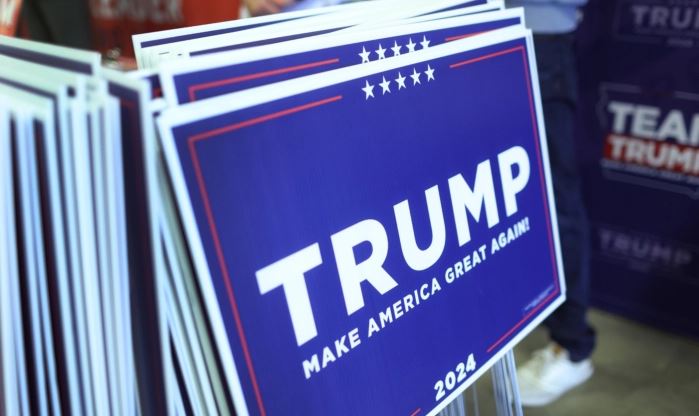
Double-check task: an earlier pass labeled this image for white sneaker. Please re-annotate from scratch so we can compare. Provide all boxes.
[517,344,593,407]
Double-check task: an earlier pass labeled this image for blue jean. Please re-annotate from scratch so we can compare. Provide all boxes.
[534,33,596,362]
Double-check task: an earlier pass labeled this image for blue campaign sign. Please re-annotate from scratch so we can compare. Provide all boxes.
[131,3,339,67]
[143,0,487,69]
[160,10,523,105]
[131,0,436,65]
[182,0,491,59]
[103,72,167,415]
[0,36,100,75]
[158,27,565,416]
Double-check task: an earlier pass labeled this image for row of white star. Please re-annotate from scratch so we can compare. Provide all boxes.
[359,35,431,63]
[362,65,436,99]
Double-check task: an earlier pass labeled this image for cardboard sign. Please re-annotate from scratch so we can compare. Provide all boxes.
[139,0,487,68]
[0,36,165,414]
[160,9,522,105]
[132,4,336,66]
[0,35,100,75]
[158,26,565,416]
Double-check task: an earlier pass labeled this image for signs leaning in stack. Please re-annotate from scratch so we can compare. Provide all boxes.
[0,1,567,415]
[0,34,164,416]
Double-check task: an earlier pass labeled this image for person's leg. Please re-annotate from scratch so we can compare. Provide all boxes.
[517,34,596,407]
[541,98,596,362]
[534,33,596,362]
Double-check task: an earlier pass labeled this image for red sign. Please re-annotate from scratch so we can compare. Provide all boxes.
[0,0,22,36]
[89,0,240,57]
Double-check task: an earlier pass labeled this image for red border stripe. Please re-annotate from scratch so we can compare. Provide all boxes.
[190,95,342,144]
[188,58,340,102]
[449,45,560,353]
[444,30,491,42]
[188,95,343,415]
[449,46,522,69]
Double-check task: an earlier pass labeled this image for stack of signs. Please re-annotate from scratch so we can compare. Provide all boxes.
[0,36,165,415]
[152,0,565,415]
[0,1,567,415]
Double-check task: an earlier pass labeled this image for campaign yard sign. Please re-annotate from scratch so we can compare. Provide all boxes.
[158,27,565,416]
[159,9,523,106]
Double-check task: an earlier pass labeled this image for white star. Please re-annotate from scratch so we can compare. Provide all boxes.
[395,72,407,90]
[359,46,371,63]
[424,64,435,81]
[410,68,421,85]
[391,41,402,56]
[375,44,387,60]
[379,76,391,94]
[406,38,417,53]
[420,35,431,49]
[362,80,375,99]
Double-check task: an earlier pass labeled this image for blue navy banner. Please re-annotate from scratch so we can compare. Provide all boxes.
[159,27,564,416]
[576,0,699,338]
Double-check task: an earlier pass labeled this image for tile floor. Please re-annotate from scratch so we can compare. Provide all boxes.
[465,309,699,416]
